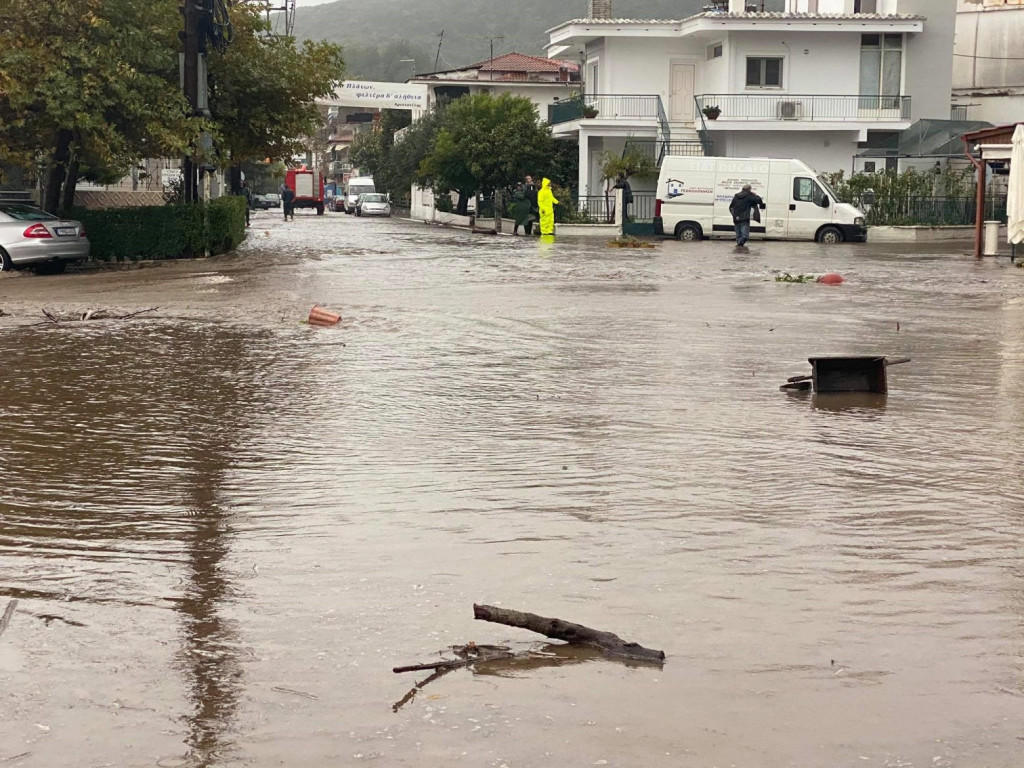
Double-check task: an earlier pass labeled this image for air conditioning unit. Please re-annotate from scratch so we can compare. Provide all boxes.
[777,100,802,120]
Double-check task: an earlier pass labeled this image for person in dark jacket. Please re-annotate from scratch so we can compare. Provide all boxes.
[241,181,252,227]
[728,183,764,252]
[509,182,531,235]
[281,183,295,221]
[613,173,633,220]
[523,175,539,235]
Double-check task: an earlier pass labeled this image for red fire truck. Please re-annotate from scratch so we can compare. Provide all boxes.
[285,166,325,215]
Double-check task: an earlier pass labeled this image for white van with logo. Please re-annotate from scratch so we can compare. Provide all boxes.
[653,157,867,244]
[344,176,375,214]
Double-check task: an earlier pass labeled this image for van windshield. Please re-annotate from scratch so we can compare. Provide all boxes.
[349,185,373,196]
[817,175,842,203]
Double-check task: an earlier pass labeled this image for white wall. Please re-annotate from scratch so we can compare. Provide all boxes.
[601,38,706,101]
[901,0,957,120]
[722,130,862,173]
[724,31,863,95]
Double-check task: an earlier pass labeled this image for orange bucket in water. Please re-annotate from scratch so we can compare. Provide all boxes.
[308,305,341,327]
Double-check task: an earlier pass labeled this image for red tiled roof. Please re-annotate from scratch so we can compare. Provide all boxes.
[474,52,578,73]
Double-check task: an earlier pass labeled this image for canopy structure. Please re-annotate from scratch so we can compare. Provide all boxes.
[962,122,1024,259]
[858,119,992,161]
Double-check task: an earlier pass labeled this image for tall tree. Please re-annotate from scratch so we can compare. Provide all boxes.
[207,4,345,173]
[417,93,554,214]
[0,0,193,213]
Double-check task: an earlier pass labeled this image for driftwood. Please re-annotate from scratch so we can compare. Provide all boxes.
[33,307,158,326]
[392,643,514,712]
[0,600,18,640]
[473,604,665,663]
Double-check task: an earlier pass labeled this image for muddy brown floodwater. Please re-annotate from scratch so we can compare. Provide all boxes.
[2,211,1024,767]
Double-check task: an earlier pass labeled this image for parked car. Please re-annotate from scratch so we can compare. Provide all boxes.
[329,196,346,212]
[0,203,90,274]
[344,176,375,214]
[355,193,391,217]
[253,193,280,210]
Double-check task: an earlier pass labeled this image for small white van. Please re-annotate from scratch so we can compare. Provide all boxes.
[344,176,375,214]
[654,157,867,244]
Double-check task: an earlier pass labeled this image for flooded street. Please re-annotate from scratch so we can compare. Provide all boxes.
[2,211,1024,767]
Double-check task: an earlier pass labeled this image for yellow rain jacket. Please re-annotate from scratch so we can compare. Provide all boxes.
[537,178,559,236]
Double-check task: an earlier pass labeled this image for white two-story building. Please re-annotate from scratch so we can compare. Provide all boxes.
[547,0,957,195]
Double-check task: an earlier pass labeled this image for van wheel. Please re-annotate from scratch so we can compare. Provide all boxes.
[675,222,702,242]
[0,247,13,272]
[817,226,844,244]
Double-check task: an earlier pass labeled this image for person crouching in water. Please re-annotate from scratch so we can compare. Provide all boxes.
[728,183,764,253]
[537,178,559,236]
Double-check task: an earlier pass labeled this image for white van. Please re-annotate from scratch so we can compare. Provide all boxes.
[344,176,375,214]
[654,157,866,244]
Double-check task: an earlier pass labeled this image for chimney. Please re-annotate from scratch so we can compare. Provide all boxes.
[588,0,612,19]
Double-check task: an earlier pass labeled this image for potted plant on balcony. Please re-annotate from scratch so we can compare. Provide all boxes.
[572,92,599,119]
[701,104,721,121]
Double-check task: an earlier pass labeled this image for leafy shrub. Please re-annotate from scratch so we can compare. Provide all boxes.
[71,196,247,261]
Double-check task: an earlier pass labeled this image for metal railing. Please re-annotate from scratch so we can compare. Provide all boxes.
[625,139,707,165]
[950,104,968,121]
[696,94,912,122]
[865,196,1007,226]
[555,194,616,224]
[628,193,657,223]
[693,96,715,157]
[548,94,663,126]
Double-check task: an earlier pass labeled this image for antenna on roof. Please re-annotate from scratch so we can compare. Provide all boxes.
[473,35,505,80]
[434,30,444,72]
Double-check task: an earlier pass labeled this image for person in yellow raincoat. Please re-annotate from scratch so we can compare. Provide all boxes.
[537,178,559,236]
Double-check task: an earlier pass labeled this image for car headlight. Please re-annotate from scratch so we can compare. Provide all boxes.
[854,217,865,226]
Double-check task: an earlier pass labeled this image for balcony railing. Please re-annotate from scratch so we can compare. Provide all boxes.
[696,94,912,122]
[548,94,663,126]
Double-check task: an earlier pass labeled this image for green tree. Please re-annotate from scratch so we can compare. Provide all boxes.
[207,4,345,178]
[0,0,193,213]
[417,93,554,214]
[349,109,414,198]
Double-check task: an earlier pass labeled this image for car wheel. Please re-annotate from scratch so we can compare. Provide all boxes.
[0,247,12,272]
[817,226,844,244]
[34,260,68,276]
[675,222,702,242]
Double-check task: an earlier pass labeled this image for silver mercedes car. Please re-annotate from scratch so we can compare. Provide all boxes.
[0,203,90,274]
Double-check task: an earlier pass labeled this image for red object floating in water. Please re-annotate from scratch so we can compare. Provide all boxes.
[817,273,845,285]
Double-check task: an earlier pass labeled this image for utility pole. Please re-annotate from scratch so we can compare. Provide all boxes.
[180,0,214,203]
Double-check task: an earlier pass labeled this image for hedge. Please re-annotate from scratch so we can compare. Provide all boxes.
[70,196,247,261]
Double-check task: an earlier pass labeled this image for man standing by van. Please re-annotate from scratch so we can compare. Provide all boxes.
[729,184,764,253]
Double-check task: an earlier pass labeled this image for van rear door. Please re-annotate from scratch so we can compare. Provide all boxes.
[788,175,829,240]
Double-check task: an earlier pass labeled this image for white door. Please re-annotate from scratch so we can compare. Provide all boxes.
[669,63,695,122]
[789,176,830,240]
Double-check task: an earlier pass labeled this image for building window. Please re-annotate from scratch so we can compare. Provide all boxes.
[863,161,876,172]
[854,0,877,12]
[859,33,902,108]
[746,57,783,88]
[707,43,723,60]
